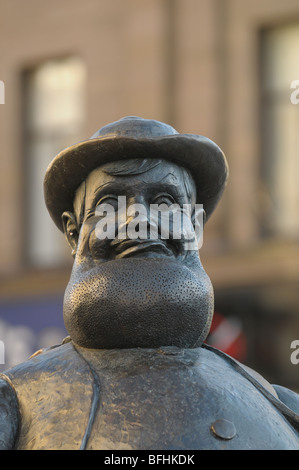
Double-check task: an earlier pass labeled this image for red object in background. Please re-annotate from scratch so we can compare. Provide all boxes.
[205,312,247,362]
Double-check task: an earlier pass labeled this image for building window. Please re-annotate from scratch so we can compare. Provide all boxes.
[23,57,86,267]
[260,23,299,240]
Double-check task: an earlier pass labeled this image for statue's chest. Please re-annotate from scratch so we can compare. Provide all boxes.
[86,353,299,450]
[13,346,299,450]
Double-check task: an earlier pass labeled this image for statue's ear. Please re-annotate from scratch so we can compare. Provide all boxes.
[61,211,79,257]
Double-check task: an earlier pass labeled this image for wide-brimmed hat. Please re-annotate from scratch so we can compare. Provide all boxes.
[44,116,229,231]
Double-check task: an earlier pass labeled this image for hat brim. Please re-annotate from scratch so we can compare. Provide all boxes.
[44,134,228,232]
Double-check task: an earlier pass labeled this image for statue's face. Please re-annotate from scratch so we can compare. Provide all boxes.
[62,159,214,349]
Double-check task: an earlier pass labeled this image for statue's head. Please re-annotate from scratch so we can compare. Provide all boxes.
[44,116,228,349]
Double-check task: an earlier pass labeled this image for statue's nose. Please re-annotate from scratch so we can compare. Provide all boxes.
[120,198,153,240]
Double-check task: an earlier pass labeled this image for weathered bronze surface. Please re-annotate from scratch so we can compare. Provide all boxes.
[1,116,298,450]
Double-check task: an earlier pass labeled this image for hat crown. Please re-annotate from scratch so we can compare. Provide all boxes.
[90,116,179,140]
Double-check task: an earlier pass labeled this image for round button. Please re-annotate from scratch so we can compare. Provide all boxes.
[210,419,236,440]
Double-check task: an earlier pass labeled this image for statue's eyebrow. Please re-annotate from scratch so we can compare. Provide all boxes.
[93,174,180,196]
[93,171,180,194]
[93,181,118,194]
[82,182,121,219]
[90,181,134,207]
[140,172,180,184]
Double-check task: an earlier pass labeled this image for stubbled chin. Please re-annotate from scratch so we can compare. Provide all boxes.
[63,257,214,350]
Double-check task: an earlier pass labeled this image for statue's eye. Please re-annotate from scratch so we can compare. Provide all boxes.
[95,195,119,211]
[152,193,176,206]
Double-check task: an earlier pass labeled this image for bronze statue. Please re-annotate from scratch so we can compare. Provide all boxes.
[1,116,299,450]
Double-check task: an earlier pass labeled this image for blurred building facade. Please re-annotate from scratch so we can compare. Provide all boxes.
[0,0,299,388]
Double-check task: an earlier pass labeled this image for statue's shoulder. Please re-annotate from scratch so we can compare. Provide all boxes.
[202,344,299,429]
[200,344,278,395]
[232,357,279,397]
[272,384,299,415]
[226,354,299,413]
[1,339,97,450]
[4,338,82,381]
[243,364,299,427]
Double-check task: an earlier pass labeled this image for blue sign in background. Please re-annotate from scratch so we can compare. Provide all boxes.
[0,294,67,371]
